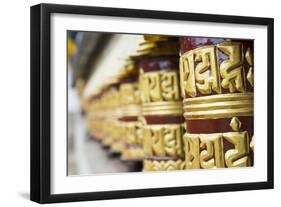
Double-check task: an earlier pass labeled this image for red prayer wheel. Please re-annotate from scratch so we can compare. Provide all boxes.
[179,37,254,169]
[138,36,186,171]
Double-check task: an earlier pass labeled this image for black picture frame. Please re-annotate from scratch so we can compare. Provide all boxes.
[30,3,274,204]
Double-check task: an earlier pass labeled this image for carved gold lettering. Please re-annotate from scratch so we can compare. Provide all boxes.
[194,46,221,94]
[163,125,183,157]
[180,42,251,97]
[183,131,251,169]
[245,47,254,87]
[183,134,200,169]
[139,70,181,103]
[224,131,250,167]
[199,134,224,168]
[180,52,196,97]
[161,71,180,101]
[218,42,245,93]
[143,124,184,157]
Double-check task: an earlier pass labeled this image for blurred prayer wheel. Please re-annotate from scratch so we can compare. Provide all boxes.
[86,93,104,141]
[138,36,186,171]
[179,37,254,169]
[85,85,111,143]
[105,82,126,153]
[118,61,145,161]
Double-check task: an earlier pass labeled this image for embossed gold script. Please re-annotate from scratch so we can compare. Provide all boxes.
[139,70,181,103]
[180,42,254,98]
[143,124,184,158]
[183,131,251,169]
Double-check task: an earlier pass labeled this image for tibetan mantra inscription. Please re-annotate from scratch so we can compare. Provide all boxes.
[179,37,254,169]
[85,35,254,173]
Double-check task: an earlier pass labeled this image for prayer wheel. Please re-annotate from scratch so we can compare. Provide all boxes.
[118,61,145,161]
[105,82,125,153]
[138,36,186,171]
[179,37,254,169]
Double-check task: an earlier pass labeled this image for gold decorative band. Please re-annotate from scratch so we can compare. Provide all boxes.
[121,104,141,117]
[88,109,121,119]
[143,159,185,171]
[89,105,141,119]
[111,140,125,153]
[183,93,253,119]
[102,136,114,146]
[142,101,183,116]
[121,147,144,161]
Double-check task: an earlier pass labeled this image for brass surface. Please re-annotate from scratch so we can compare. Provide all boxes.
[139,70,181,103]
[143,124,185,158]
[180,42,254,98]
[143,159,185,171]
[183,93,253,119]
[142,101,183,116]
[183,130,251,169]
